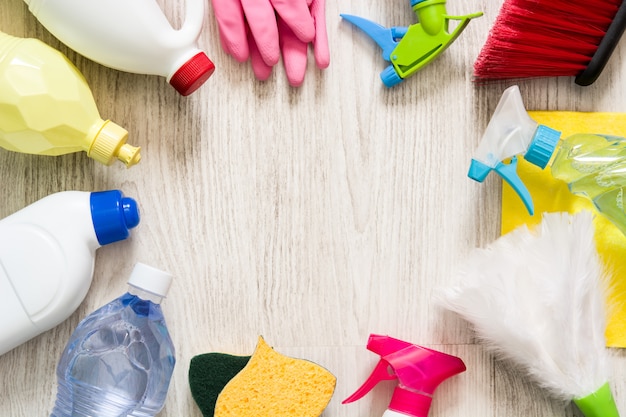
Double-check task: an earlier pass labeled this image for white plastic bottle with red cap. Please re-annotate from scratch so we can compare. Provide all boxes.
[23,0,215,96]
[0,190,141,356]
[51,263,176,417]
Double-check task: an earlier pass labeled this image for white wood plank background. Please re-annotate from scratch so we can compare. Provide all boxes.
[1,0,626,416]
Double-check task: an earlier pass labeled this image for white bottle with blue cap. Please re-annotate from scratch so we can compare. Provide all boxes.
[0,189,140,356]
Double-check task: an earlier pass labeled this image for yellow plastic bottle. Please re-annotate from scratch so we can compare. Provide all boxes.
[0,31,140,167]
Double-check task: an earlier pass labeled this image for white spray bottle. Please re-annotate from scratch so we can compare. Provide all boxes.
[0,190,140,356]
[24,0,215,96]
[467,85,552,214]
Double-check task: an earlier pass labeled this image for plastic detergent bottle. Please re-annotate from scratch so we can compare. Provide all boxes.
[0,190,140,356]
[468,85,626,236]
[24,0,215,96]
[51,263,175,417]
[0,31,140,167]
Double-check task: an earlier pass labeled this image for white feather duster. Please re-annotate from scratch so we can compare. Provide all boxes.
[439,211,620,417]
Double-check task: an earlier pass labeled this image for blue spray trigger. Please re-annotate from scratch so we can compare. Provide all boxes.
[468,157,534,214]
[342,1,481,87]
[494,156,534,215]
[340,14,400,61]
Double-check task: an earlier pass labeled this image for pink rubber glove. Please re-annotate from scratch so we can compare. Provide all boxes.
[210,0,329,87]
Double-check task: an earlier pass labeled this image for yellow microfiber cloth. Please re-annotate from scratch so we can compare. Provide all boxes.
[214,336,336,417]
[502,111,626,348]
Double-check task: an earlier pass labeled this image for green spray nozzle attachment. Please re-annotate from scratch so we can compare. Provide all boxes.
[468,85,561,215]
[341,0,482,87]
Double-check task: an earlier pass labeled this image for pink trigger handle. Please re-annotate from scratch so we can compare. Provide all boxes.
[342,358,397,403]
[342,334,466,417]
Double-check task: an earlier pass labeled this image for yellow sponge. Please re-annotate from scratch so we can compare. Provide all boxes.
[214,336,336,417]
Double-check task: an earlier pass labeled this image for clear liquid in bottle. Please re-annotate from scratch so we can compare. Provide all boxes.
[550,133,626,235]
[50,263,175,417]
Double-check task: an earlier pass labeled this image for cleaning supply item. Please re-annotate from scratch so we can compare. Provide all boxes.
[501,111,626,348]
[0,190,140,356]
[24,0,215,96]
[343,334,466,417]
[468,84,626,236]
[473,0,626,86]
[0,31,140,167]
[341,0,482,87]
[213,336,336,417]
[189,353,250,417]
[210,0,329,87]
[438,211,620,417]
[51,262,175,417]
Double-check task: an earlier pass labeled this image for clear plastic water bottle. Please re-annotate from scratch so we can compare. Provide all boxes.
[50,263,176,417]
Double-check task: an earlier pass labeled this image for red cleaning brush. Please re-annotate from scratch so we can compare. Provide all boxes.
[474,0,626,85]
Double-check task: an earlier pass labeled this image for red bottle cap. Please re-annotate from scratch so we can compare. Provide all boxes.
[169,52,215,96]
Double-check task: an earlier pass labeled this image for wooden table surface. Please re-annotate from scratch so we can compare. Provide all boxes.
[2,0,626,416]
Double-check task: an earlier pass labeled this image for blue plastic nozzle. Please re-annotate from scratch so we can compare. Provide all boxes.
[90,190,140,245]
[468,85,563,216]
[381,66,403,87]
[341,1,482,87]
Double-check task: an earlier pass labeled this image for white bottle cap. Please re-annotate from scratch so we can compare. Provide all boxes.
[128,263,173,298]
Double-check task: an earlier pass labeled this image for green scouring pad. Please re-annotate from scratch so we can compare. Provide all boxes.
[188,353,250,417]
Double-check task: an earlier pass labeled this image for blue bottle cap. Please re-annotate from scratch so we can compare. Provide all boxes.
[411,0,442,6]
[381,65,403,87]
[90,190,140,246]
[524,125,561,169]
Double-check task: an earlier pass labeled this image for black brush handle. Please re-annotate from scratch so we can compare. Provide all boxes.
[575,0,626,86]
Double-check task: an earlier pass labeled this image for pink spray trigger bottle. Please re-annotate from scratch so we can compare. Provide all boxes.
[343,334,466,417]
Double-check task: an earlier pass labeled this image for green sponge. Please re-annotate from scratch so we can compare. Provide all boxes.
[188,353,250,417]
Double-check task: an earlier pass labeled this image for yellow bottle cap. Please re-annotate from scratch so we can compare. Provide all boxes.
[89,120,141,167]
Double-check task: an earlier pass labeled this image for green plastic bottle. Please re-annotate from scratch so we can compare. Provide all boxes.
[469,85,626,237]
[549,133,626,235]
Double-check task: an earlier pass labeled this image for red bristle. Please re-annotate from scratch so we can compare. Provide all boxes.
[474,0,622,81]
